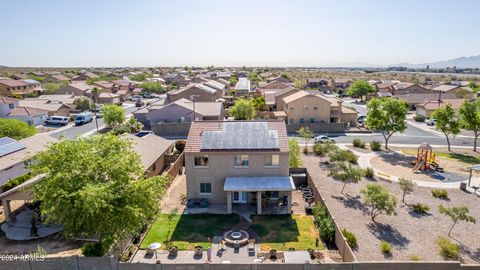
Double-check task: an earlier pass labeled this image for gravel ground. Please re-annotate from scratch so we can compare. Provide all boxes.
[303,154,480,263]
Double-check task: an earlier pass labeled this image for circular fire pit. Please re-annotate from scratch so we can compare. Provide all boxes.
[223,230,249,246]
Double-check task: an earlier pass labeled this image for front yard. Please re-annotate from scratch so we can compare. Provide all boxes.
[140,214,239,250]
[251,214,321,251]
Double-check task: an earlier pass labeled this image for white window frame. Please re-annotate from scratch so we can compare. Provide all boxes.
[265,154,280,167]
[200,183,212,195]
[234,155,249,168]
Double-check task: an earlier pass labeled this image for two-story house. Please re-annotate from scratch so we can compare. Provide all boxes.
[185,120,294,215]
[167,84,223,103]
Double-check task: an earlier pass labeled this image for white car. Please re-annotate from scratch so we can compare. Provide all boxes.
[129,95,143,102]
[44,116,69,126]
[426,118,436,126]
[313,135,335,143]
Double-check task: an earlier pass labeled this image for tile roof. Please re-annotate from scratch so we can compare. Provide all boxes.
[307,78,329,83]
[0,79,29,87]
[204,80,225,91]
[121,133,173,170]
[417,98,466,111]
[185,120,289,153]
[259,81,290,90]
[7,106,48,117]
[432,84,460,92]
[0,96,18,104]
[49,74,70,81]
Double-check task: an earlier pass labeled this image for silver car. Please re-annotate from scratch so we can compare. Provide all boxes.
[44,116,69,126]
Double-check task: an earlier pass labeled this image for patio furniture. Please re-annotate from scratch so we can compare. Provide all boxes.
[187,199,195,208]
[269,249,277,260]
[199,198,208,208]
[147,242,161,259]
[248,239,255,256]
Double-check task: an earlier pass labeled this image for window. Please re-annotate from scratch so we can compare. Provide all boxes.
[200,183,212,194]
[300,118,304,124]
[304,105,308,110]
[265,154,280,166]
[289,119,294,124]
[9,103,15,109]
[313,105,318,110]
[234,155,249,167]
[194,156,209,167]
[264,191,279,199]
[310,118,315,123]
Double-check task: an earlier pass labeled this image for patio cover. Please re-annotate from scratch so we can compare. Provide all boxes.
[224,176,295,192]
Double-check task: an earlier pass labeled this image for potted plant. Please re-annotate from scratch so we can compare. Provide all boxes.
[168,245,178,256]
[194,245,203,256]
[269,249,277,259]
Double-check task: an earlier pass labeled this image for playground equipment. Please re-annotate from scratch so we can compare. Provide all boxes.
[412,143,444,172]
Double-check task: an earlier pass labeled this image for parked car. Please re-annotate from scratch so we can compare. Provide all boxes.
[75,112,94,126]
[426,118,436,126]
[357,115,367,123]
[95,111,103,118]
[129,95,143,102]
[143,93,155,98]
[44,116,69,126]
[135,100,145,107]
[313,135,335,143]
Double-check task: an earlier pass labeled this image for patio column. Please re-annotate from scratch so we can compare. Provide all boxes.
[227,191,232,214]
[2,200,11,222]
[256,191,262,215]
[287,191,292,214]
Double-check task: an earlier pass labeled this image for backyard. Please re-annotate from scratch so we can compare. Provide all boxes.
[303,153,480,263]
[140,214,239,250]
[251,214,320,251]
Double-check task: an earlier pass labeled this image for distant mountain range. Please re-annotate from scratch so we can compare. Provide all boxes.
[393,55,480,69]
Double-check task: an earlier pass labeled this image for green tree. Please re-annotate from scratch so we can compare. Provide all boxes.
[288,139,303,168]
[329,162,363,194]
[398,178,415,203]
[102,104,125,128]
[129,74,148,82]
[298,127,314,152]
[30,134,169,253]
[126,117,143,133]
[229,76,238,86]
[43,82,62,94]
[431,103,460,151]
[0,118,36,139]
[140,81,164,94]
[361,183,397,222]
[346,80,376,101]
[438,205,476,236]
[366,98,408,149]
[229,99,256,120]
[250,96,266,111]
[73,97,93,111]
[459,99,480,151]
[313,141,338,163]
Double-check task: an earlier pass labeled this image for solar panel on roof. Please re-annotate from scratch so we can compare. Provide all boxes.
[0,137,26,157]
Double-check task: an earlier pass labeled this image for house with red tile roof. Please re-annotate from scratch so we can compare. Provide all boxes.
[416,98,466,118]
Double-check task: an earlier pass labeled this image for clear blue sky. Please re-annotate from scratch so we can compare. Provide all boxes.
[1,0,479,67]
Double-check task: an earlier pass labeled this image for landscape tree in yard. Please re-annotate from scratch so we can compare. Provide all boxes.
[431,103,460,151]
[366,98,408,150]
[346,80,376,101]
[361,183,397,222]
[288,139,303,168]
[102,104,126,128]
[298,127,314,153]
[438,205,476,236]
[229,99,256,120]
[459,99,480,151]
[313,141,337,163]
[30,134,169,255]
[73,96,93,111]
[398,178,415,203]
[0,118,36,139]
[329,162,363,194]
[140,81,164,94]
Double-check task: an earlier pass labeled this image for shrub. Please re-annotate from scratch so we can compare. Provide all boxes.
[312,204,335,246]
[0,118,36,139]
[436,237,460,260]
[414,115,426,122]
[431,189,448,199]
[82,242,109,257]
[411,203,430,214]
[370,140,382,151]
[380,241,392,254]
[364,167,375,179]
[341,228,358,249]
[409,255,422,261]
[353,138,365,148]
[329,149,358,164]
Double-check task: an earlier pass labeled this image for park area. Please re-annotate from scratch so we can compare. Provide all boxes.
[302,151,480,263]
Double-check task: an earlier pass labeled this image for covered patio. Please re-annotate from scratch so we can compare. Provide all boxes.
[224,176,295,215]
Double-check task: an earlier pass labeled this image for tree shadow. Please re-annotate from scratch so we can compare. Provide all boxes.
[331,194,369,214]
[405,204,432,219]
[367,223,410,248]
[451,236,480,263]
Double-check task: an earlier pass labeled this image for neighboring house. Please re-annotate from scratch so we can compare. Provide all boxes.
[391,83,432,95]
[263,86,300,111]
[282,90,357,126]
[43,74,71,83]
[11,74,28,80]
[145,98,224,126]
[97,92,120,104]
[395,93,456,110]
[22,79,44,93]
[0,96,19,116]
[204,80,227,94]
[0,135,58,187]
[164,74,190,87]
[234,78,252,96]
[333,79,353,90]
[376,81,399,92]
[72,72,99,81]
[56,82,91,96]
[267,76,291,84]
[306,78,330,89]
[112,80,135,91]
[185,121,294,214]
[416,98,466,118]
[0,79,37,97]
[167,84,223,103]
[258,81,290,90]
[19,98,71,116]
[1,96,48,125]
[215,78,230,87]
[431,84,473,98]
[92,80,115,91]
[122,133,174,177]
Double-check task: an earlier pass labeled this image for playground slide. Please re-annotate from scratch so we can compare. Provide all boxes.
[412,159,425,172]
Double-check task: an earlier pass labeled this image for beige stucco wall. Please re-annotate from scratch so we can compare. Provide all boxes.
[284,95,332,124]
[185,152,289,203]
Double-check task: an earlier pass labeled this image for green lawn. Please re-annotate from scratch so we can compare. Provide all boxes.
[251,214,321,251]
[140,214,239,250]
[401,148,480,165]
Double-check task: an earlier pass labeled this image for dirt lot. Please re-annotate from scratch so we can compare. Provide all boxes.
[303,154,480,263]
[0,235,83,257]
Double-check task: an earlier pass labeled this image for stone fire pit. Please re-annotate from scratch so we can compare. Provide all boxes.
[223,230,249,246]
